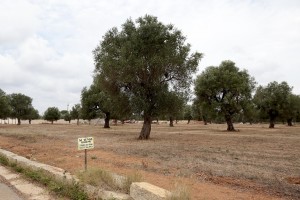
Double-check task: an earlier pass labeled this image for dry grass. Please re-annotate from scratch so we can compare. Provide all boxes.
[77,168,142,194]
[167,183,191,200]
[0,121,299,199]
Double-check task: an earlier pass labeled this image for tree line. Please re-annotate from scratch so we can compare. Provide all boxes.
[1,15,300,139]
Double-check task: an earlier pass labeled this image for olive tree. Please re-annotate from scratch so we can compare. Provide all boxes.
[0,89,11,120]
[24,107,39,124]
[194,60,255,131]
[44,107,60,124]
[81,77,132,128]
[254,81,293,128]
[70,104,81,125]
[8,93,33,125]
[93,15,202,139]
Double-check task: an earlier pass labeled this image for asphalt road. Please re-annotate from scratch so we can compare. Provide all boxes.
[0,181,23,200]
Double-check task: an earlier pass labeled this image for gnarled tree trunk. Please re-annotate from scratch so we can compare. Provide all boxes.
[29,119,31,124]
[287,118,293,126]
[104,112,110,128]
[268,109,277,128]
[139,115,151,140]
[203,115,208,125]
[225,115,235,131]
[169,116,174,127]
[269,115,276,128]
[17,118,21,125]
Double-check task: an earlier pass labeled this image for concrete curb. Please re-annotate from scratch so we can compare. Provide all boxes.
[0,165,53,200]
[0,148,172,200]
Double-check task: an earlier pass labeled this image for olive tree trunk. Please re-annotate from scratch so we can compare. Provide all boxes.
[269,115,276,128]
[225,115,235,131]
[17,118,21,125]
[104,112,110,128]
[169,116,174,127]
[287,118,293,126]
[139,116,151,140]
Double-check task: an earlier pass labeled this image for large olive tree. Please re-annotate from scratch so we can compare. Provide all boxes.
[254,81,293,128]
[194,60,255,131]
[8,93,33,125]
[93,15,202,139]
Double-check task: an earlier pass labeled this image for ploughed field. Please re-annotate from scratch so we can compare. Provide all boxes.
[0,121,299,199]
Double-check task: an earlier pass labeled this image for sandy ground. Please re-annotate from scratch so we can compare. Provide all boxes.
[0,121,299,199]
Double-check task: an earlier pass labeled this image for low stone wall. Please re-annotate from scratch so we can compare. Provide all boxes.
[0,148,172,200]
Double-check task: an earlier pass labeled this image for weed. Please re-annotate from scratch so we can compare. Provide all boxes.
[0,155,9,166]
[167,183,191,200]
[91,156,97,160]
[122,171,143,193]
[78,168,143,194]
[78,168,116,190]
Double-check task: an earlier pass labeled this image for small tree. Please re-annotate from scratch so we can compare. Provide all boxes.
[44,107,60,124]
[24,107,39,124]
[8,93,33,125]
[184,104,193,124]
[195,60,256,131]
[70,104,81,125]
[64,112,72,123]
[281,94,300,126]
[158,90,186,127]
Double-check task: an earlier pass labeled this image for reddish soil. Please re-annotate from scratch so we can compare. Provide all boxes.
[0,121,299,199]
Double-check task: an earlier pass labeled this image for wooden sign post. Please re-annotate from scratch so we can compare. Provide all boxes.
[78,137,94,171]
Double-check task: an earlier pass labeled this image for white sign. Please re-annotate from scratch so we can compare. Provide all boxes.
[78,137,94,150]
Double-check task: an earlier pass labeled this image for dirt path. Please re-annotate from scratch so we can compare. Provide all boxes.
[1,123,298,199]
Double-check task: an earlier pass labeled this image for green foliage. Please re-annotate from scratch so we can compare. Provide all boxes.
[44,107,60,124]
[23,107,39,123]
[93,15,202,138]
[81,86,99,122]
[184,104,193,121]
[70,104,81,125]
[0,154,9,166]
[194,60,255,130]
[0,89,11,119]
[158,90,187,125]
[281,94,300,124]
[254,81,295,127]
[8,93,33,125]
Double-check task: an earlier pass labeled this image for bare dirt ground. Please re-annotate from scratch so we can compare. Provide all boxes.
[0,120,299,199]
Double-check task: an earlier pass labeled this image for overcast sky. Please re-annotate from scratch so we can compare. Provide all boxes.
[1,0,300,114]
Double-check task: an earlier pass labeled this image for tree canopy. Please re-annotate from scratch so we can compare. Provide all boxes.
[44,107,60,124]
[93,15,202,139]
[0,89,11,120]
[194,60,255,131]
[254,81,293,128]
[70,104,81,125]
[8,93,33,125]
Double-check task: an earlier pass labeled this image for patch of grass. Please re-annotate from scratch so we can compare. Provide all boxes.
[0,155,89,200]
[78,168,117,190]
[0,154,9,166]
[167,183,191,200]
[122,171,143,193]
[78,168,142,194]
